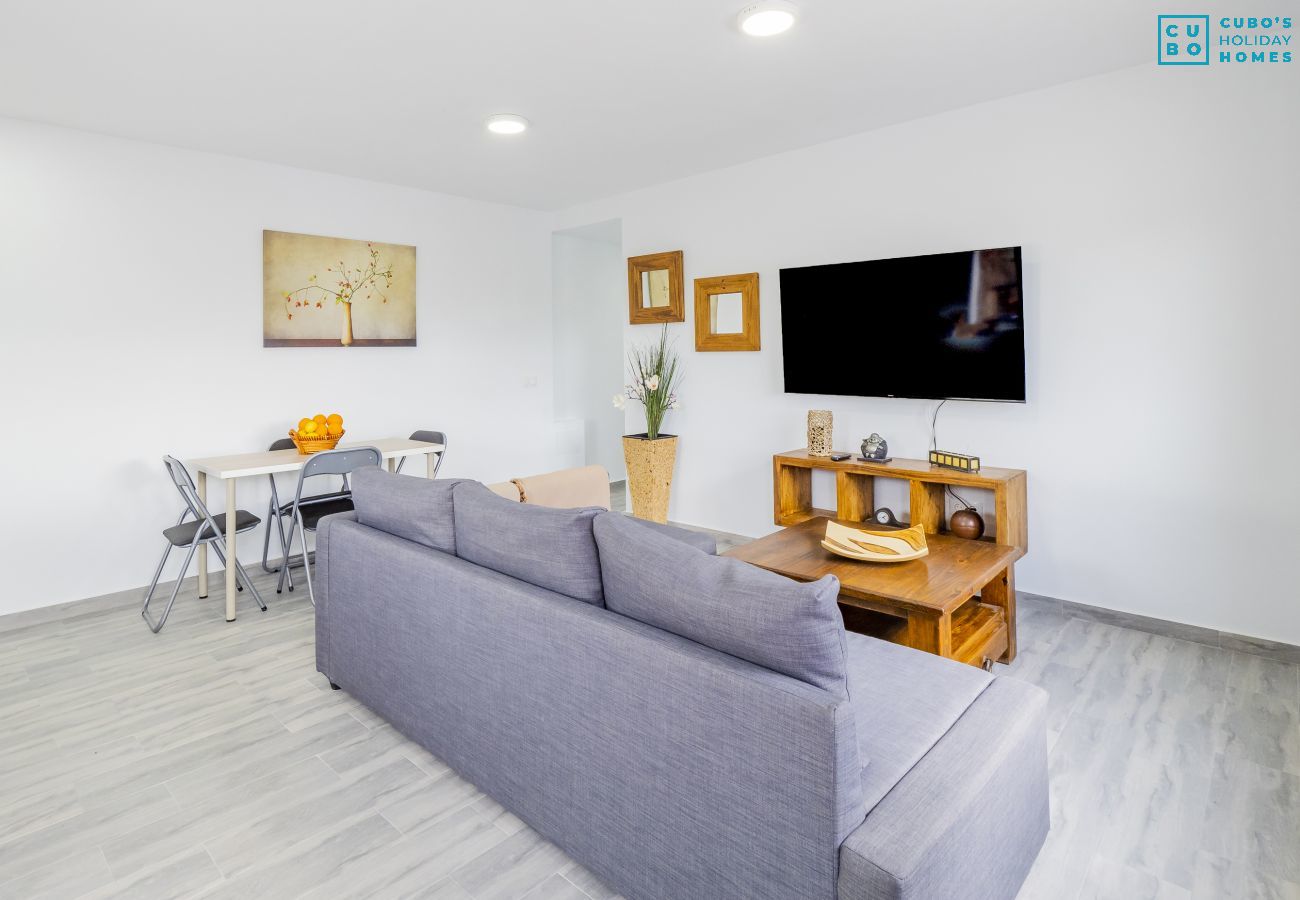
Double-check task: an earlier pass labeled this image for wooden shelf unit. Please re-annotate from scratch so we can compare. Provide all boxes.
[772,449,1028,552]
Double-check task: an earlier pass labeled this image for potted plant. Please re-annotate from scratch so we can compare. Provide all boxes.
[615,325,681,523]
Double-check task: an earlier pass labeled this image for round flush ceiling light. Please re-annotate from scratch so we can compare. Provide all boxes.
[737,1,799,36]
[485,114,529,135]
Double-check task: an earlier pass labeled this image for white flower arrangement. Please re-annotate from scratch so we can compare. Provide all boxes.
[614,325,681,439]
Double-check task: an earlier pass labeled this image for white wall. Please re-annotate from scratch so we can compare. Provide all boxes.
[555,64,1300,644]
[551,224,626,479]
[0,117,557,616]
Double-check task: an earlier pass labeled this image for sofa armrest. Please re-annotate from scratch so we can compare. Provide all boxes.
[514,465,611,510]
[838,677,1049,900]
[621,515,718,555]
[314,510,359,683]
[486,481,522,501]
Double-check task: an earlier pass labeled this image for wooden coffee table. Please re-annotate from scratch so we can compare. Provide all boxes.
[724,516,1023,668]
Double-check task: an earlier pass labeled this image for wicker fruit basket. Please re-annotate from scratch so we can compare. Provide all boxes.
[289,429,344,455]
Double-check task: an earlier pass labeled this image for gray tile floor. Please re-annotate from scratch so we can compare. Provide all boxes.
[1,522,1297,899]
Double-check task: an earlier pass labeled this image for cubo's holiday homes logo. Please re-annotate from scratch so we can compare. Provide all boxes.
[1159,15,1210,64]
[1159,14,1293,65]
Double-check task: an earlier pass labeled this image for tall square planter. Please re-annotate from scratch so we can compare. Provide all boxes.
[623,434,677,524]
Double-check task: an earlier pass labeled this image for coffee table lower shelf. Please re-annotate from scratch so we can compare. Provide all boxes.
[840,599,1008,669]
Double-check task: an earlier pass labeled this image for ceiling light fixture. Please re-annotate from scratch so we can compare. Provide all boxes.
[486,114,529,135]
[737,1,799,36]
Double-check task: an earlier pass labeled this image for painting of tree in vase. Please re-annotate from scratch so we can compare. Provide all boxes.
[263,230,416,347]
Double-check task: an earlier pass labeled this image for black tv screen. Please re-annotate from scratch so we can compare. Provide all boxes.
[779,246,1026,402]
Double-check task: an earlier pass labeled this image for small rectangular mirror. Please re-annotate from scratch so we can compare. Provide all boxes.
[694,273,760,351]
[628,251,685,324]
[710,292,744,333]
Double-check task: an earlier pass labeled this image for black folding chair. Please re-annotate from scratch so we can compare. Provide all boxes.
[141,456,266,633]
[277,446,382,605]
[261,438,353,576]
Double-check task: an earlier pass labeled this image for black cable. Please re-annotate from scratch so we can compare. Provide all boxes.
[945,483,975,510]
[930,399,948,452]
[931,399,976,514]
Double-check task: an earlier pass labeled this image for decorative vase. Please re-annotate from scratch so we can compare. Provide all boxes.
[950,507,986,540]
[340,301,354,347]
[807,410,833,456]
[623,433,677,523]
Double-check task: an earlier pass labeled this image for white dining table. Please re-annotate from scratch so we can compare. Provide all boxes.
[188,437,445,621]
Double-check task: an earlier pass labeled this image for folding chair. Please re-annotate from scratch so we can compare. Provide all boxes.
[277,446,382,605]
[260,437,353,575]
[394,429,447,478]
[141,456,267,633]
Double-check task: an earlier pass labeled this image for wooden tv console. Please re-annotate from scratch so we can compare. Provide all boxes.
[771,449,1028,662]
[772,449,1027,550]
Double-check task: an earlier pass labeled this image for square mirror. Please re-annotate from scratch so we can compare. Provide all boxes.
[628,251,684,323]
[694,273,760,351]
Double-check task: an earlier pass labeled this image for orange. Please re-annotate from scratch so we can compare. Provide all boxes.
[327,413,343,429]
[313,414,327,427]
[326,421,343,436]
[297,417,313,433]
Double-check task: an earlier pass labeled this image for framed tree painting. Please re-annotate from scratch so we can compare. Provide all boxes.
[263,230,417,347]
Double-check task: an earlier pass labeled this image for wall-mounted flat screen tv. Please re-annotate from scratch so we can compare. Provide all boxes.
[779,246,1026,402]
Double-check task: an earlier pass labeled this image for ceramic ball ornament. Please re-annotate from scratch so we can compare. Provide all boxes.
[949,507,986,541]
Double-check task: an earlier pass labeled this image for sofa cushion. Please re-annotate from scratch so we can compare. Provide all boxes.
[621,516,718,555]
[349,467,461,554]
[842,631,993,812]
[452,480,605,605]
[593,512,848,695]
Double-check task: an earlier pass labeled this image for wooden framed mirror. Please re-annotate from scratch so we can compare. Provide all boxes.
[694,272,760,351]
[627,251,685,324]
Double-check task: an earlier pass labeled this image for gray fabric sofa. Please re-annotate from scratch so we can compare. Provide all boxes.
[316,470,1049,900]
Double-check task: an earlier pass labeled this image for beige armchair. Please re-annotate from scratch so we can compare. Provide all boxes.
[486,464,611,510]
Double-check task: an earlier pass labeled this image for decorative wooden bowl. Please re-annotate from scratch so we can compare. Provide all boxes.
[821,520,929,563]
[289,429,344,455]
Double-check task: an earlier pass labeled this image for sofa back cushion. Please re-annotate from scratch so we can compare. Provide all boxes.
[350,467,461,554]
[621,516,718,555]
[452,480,605,605]
[593,512,849,696]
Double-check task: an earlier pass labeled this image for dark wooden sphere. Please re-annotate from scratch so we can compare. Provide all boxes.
[950,507,986,541]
